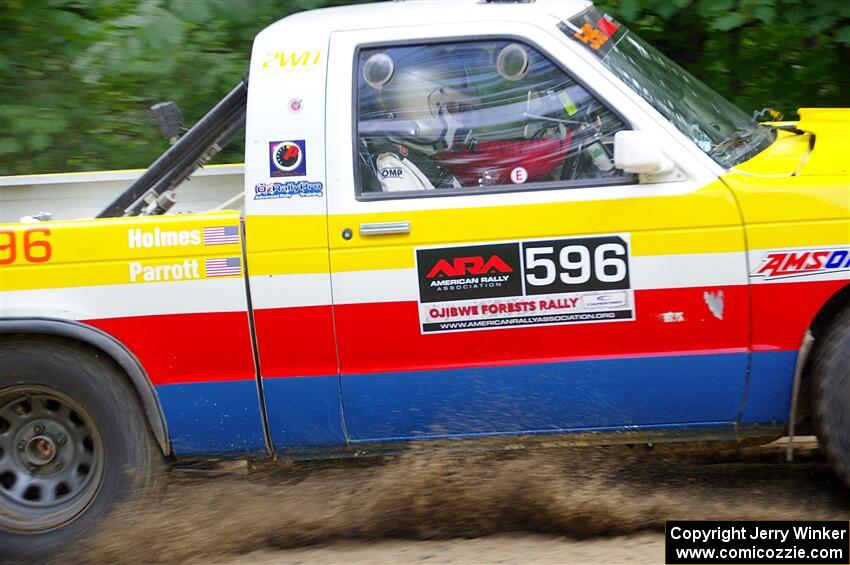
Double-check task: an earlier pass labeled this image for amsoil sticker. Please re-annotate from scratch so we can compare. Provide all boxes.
[751,247,850,281]
[416,235,634,333]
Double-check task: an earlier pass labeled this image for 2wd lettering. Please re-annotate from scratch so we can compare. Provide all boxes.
[754,249,850,279]
[0,228,52,265]
[427,255,513,278]
[261,50,321,69]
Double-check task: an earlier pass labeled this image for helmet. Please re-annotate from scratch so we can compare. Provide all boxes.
[362,49,476,153]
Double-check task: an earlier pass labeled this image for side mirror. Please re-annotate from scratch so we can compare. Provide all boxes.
[151,101,184,144]
[614,130,674,174]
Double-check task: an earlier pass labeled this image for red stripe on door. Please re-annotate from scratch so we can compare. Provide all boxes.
[331,285,751,375]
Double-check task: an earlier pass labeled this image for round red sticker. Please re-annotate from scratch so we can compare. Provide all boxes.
[510,167,528,184]
[288,98,303,113]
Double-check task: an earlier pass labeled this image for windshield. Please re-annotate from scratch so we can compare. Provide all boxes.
[559,7,775,168]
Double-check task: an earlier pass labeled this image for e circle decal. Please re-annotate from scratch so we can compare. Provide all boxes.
[510,167,528,184]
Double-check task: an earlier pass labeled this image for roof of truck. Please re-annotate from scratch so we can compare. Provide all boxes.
[260,0,592,37]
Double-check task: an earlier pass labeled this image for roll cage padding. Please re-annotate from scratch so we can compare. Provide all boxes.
[0,317,170,455]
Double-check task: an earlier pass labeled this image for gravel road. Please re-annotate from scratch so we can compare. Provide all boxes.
[68,438,849,564]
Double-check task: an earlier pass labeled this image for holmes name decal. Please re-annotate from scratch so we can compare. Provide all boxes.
[415,235,634,333]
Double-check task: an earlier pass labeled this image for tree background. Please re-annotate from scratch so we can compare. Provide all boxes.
[1,0,848,176]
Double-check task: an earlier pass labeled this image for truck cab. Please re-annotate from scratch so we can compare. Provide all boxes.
[1,0,848,558]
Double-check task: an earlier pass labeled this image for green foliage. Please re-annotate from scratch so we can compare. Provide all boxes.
[0,0,847,175]
[598,0,850,119]
[0,0,367,175]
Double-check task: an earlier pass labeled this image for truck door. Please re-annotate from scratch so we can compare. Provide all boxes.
[242,31,346,453]
[326,24,750,443]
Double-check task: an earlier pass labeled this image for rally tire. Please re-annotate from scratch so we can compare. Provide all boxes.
[0,337,164,562]
[811,307,850,489]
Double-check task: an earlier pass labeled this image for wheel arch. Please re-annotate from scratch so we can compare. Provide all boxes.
[0,317,170,455]
[791,282,850,432]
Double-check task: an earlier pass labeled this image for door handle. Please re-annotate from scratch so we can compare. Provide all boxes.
[359,221,410,236]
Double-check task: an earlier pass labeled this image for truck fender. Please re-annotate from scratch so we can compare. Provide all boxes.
[785,282,850,460]
[0,317,170,455]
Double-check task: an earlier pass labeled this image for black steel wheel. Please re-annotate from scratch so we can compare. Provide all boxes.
[0,386,105,532]
[0,337,164,562]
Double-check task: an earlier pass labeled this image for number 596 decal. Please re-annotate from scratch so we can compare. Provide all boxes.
[523,237,629,294]
[416,234,633,333]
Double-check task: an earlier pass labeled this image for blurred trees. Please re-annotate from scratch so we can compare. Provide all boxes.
[598,0,850,116]
[1,0,848,175]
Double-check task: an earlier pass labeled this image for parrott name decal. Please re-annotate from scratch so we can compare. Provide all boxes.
[415,235,634,333]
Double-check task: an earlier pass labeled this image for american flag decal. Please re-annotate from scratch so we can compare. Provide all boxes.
[203,225,239,245]
[205,257,242,277]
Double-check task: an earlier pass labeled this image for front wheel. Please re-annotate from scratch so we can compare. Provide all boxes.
[0,338,164,562]
[811,307,850,488]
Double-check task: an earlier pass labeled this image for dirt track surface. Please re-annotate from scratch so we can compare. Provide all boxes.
[70,439,849,564]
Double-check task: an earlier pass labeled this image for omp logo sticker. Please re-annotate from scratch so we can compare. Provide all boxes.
[752,248,850,280]
[380,167,403,179]
[261,51,321,70]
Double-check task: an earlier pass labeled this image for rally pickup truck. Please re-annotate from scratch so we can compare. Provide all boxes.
[1,0,849,558]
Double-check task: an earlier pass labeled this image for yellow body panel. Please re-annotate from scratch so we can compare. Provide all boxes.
[243,215,329,276]
[0,212,243,292]
[723,108,850,254]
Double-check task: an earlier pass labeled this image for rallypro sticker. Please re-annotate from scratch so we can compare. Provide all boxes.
[254,181,323,199]
[415,235,634,333]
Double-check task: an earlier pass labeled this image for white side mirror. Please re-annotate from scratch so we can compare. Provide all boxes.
[614,130,674,174]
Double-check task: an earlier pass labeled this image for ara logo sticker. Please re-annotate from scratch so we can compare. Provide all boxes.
[269,140,307,177]
[752,248,850,280]
[418,243,522,303]
[426,256,514,279]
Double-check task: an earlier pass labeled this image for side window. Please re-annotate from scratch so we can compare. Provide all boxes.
[355,39,631,197]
